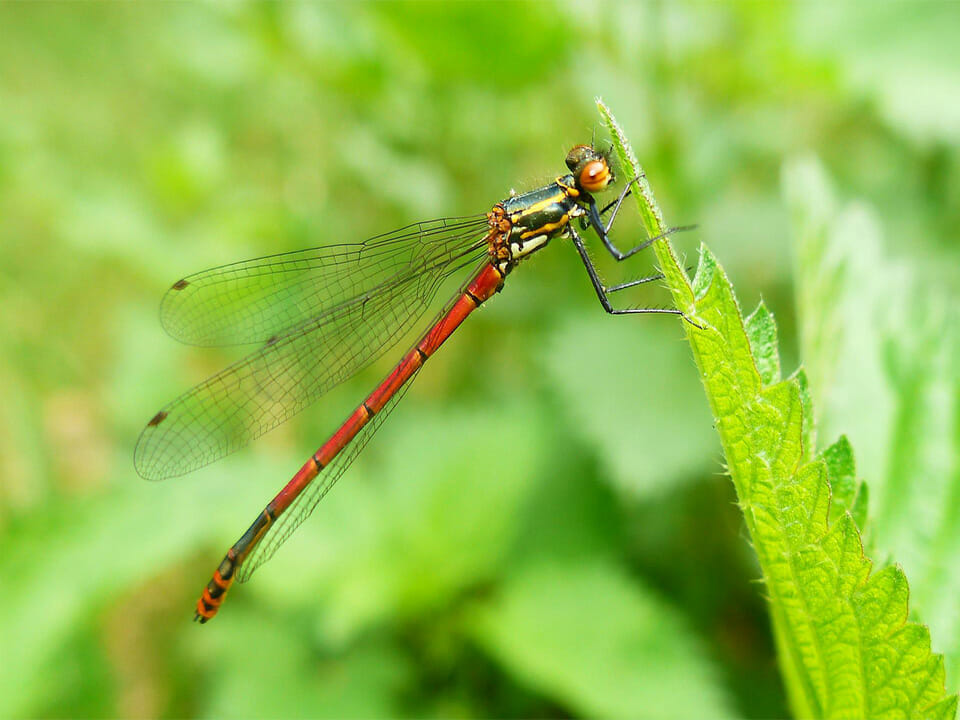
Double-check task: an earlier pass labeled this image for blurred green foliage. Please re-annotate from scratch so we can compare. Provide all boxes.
[1,3,959,719]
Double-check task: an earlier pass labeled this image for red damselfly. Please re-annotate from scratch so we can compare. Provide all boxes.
[135,144,689,622]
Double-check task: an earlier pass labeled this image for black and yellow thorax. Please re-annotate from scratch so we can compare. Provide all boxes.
[487,175,585,273]
[484,144,614,274]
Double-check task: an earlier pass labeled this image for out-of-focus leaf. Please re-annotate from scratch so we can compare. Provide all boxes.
[0,469,271,718]
[0,307,306,718]
[795,3,960,145]
[787,156,960,694]
[470,560,733,720]
[544,314,717,498]
[201,608,406,718]
[509,435,624,567]
[783,157,899,485]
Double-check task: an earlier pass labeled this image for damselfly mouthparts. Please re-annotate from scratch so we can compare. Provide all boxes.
[135,144,690,622]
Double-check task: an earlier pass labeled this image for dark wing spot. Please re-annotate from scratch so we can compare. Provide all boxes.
[147,410,168,427]
[171,279,189,291]
[265,334,279,346]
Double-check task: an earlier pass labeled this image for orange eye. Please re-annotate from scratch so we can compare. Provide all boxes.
[579,160,610,192]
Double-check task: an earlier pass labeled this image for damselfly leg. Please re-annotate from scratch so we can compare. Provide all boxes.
[569,184,695,317]
[569,225,684,317]
[592,177,698,262]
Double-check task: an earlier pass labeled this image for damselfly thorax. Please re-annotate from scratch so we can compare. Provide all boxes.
[487,145,613,274]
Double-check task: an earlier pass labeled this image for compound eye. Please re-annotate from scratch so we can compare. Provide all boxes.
[566,144,592,171]
[578,159,611,192]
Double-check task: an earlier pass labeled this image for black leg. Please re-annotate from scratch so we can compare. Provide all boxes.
[606,272,665,294]
[592,203,697,262]
[569,226,682,318]
[598,188,632,218]
[596,178,635,233]
[588,177,697,262]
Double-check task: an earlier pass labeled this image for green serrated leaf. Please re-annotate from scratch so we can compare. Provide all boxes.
[822,436,856,493]
[821,435,863,528]
[692,244,718,301]
[792,369,817,465]
[850,482,869,534]
[598,100,958,720]
[746,301,782,386]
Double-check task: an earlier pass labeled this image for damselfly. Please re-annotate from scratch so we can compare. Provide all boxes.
[135,144,689,622]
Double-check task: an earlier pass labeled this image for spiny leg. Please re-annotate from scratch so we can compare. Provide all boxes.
[605,272,666,294]
[569,226,703,329]
[590,176,697,262]
[598,187,631,218]
[578,191,691,296]
[568,225,681,318]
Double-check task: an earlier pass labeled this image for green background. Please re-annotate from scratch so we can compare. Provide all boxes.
[2,3,959,718]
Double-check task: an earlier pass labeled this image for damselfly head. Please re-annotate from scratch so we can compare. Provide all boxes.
[565,144,614,194]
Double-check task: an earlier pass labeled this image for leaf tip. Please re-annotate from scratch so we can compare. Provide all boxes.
[745,300,782,385]
[692,244,719,298]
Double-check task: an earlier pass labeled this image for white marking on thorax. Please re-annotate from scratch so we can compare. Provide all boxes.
[511,233,550,260]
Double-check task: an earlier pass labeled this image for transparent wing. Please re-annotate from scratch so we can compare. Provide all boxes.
[160,215,489,346]
[135,225,489,481]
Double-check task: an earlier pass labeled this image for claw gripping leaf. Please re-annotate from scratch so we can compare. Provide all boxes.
[597,100,957,720]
